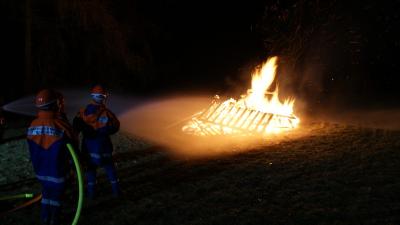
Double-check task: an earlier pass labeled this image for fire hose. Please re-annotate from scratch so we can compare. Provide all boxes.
[66,143,84,225]
[0,193,34,201]
[0,193,42,216]
[0,143,84,225]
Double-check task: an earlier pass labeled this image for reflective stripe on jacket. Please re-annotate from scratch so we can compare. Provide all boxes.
[27,111,75,183]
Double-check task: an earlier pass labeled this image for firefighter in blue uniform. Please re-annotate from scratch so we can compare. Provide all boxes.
[27,89,76,225]
[73,84,120,198]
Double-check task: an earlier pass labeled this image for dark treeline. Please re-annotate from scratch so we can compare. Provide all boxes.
[1,0,400,110]
[1,0,265,102]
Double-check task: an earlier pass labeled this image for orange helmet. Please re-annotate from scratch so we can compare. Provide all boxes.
[35,89,57,110]
[91,84,107,95]
[90,84,108,103]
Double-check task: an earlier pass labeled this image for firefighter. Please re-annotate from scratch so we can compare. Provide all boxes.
[73,84,120,198]
[27,89,76,225]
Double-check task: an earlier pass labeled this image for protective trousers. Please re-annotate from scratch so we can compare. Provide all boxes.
[40,182,65,225]
[86,162,119,198]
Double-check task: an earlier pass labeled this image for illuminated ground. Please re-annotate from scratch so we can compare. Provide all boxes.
[1,122,400,224]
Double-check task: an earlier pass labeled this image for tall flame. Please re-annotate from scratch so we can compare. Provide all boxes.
[239,56,295,116]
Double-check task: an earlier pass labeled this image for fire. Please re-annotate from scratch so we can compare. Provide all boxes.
[182,56,300,136]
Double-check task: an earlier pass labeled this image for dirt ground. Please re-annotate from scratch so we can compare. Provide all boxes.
[1,121,400,225]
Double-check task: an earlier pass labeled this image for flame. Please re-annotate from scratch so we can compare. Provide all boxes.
[183,56,299,136]
[239,56,295,116]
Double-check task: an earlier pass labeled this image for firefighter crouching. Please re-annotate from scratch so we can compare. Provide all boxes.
[73,84,120,198]
[27,89,77,225]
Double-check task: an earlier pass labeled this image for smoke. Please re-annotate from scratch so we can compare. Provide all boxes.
[314,109,400,130]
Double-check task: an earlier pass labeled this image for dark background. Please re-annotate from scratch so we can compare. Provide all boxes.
[1,0,400,112]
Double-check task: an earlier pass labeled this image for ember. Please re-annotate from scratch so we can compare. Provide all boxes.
[183,56,300,136]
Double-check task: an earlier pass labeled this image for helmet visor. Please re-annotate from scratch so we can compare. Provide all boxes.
[91,93,107,103]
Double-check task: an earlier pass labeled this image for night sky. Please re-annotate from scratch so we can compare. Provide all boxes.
[1,0,400,110]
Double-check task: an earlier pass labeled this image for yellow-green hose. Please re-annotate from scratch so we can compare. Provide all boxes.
[67,143,84,225]
[0,193,33,201]
[0,194,42,217]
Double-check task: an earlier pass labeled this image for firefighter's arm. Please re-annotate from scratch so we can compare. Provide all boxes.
[106,110,120,135]
[72,112,84,133]
[60,120,79,150]
[73,111,97,138]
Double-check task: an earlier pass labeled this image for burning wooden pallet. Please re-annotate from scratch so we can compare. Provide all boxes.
[182,98,299,136]
[182,56,300,136]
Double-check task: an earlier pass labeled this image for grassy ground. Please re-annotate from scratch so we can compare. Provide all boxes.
[1,122,400,225]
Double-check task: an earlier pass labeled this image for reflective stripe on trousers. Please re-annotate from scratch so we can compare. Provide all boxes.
[89,153,112,159]
[37,175,65,183]
[41,198,61,207]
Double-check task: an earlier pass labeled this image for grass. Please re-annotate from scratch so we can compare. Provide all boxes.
[1,123,400,225]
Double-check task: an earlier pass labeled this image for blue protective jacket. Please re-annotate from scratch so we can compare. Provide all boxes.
[73,102,120,165]
[27,111,75,185]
